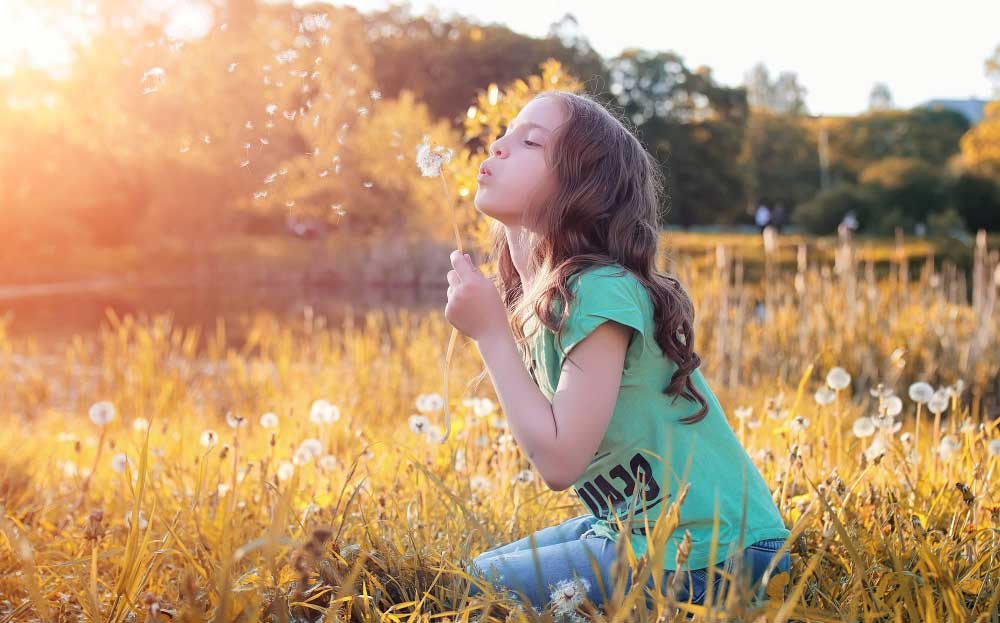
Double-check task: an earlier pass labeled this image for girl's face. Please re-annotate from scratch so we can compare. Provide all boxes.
[474,96,568,227]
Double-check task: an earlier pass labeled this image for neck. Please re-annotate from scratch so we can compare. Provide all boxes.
[504,225,535,290]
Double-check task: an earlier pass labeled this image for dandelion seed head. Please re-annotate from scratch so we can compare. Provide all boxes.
[298,438,324,458]
[938,435,961,461]
[884,395,903,417]
[276,461,295,481]
[260,412,279,428]
[733,405,753,419]
[548,577,591,616]
[200,429,218,447]
[908,381,934,404]
[415,136,454,177]
[408,414,430,434]
[89,401,116,426]
[928,390,950,415]
[473,397,496,417]
[988,439,1000,457]
[852,417,876,438]
[415,393,444,413]
[111,453,132,474]
[309,399,341,424]
[790,415,810,432]
[225,412,247,429]
[826,367,851,391]
[814,387,836,406]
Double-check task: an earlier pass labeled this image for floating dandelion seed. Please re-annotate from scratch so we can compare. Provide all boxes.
[908,382,934,403]
[263,173,277,184]
[283,110,296,120]
[369,89,381,101]
[853,417,876,438]
[225,412,247,429]
[245,121,253,130]
[826,367,851,391]
[362,181,374,188]
[132,418,149,431]
[179,146,190,153]
[140,66,165,94]
[309,399,340,424]
[217,483,230,496]
[276,461,295,481]
[203,135,211,144]
[266,103,277,115]
[88,401,116,426]
[415,136,454,177]
[814,387,836,406]
[357,106,368,117]
[253,191,268,199]
[285,201,295,208]
[318,169,329,177]
[330,204,345,216]
[260,412,279,428]
[276,49,299,64]
[111,453,133,474]
[348,63,359,72]
[228,62,238,72]
[408,414,430,434]
[199,429,218,447]
[239,160,250,168]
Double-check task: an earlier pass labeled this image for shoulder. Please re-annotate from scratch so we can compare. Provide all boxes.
[568,264,646,303]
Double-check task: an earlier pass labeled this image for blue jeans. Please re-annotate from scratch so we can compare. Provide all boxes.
[464,513,792,613]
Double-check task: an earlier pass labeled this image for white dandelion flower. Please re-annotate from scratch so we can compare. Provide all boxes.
[200,429,218,447]
[852,417,876,438]
[260,412,279,428]
[908,382,934,404]
[470,475,493,492]
[733,405,753,419]
[512,469,534,484]
[309,399,341,424]
[225,412,247,429]
[266,103,277,115]
[987,439,1000,457]
[548,577,592,616]
[883,395,903,417]
[408,414,430,434]
[789,415,810,432]
[124,510,148,530]
[473,397,496,417]
[938,435,961,461]
[59,460,79,477]
[132,417,149,432]
[928,390,949,415]
[111,453,133,474]
[298,438,324,458]
[814,386,836,406]
[293,447,313,465]
[960,417,975,434]
[217,483,231,496]
[746,418,762,429]
[864,436,887,462]
[826,367,851,391]
[89,401,116,426]
[415,393,444,413]
[415,136,454,177]
[276,461,295,481]
[318,455,339,471]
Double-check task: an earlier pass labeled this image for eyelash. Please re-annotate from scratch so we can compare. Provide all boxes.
[501,129,539,147]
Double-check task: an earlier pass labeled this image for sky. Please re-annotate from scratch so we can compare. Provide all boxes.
[1,0,997,116]
[330,0,1000,116]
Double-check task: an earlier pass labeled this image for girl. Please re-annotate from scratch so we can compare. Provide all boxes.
[444,90,791,613]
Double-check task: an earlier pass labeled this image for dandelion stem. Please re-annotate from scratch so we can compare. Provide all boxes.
[439,165,462,445]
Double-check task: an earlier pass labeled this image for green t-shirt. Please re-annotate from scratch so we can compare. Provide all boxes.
[525,263,789,571]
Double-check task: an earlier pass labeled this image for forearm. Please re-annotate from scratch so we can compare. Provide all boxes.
[475,328,564,488]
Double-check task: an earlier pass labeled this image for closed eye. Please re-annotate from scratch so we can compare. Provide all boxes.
[524,140,539,147]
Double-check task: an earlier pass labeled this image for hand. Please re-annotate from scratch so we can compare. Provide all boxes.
[445,250,509,343]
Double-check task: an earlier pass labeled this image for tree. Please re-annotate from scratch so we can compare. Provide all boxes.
[743,62,809,116]
[868,82,894,111]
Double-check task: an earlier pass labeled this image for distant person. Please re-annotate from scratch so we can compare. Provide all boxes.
[754,204,771,233]
[841,211,859,232]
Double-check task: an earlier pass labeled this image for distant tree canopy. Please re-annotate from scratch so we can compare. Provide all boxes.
[1,0,998,255]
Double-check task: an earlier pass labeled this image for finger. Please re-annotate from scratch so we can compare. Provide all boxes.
[451,249,474,280]
[447,270,460,287]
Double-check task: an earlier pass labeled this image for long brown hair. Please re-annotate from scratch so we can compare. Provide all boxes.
[474,89,708,424]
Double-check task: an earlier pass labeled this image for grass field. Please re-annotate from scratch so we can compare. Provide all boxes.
[0,229,998,622]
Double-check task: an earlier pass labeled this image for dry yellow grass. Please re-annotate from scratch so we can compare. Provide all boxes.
[1,229,999,622]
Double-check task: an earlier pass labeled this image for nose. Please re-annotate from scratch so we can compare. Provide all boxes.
[489,138,505,158]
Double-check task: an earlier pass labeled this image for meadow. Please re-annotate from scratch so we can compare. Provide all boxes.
[1,228,999,623]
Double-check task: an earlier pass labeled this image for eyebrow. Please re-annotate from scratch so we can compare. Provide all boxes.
[506,121,551,133]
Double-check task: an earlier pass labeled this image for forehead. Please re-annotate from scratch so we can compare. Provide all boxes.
[511,97,567,131]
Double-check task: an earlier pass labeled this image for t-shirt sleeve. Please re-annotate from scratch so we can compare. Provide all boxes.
[555,268,647,375]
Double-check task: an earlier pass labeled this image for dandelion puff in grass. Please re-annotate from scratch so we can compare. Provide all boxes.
[733,405,753,419]
[473,397,496,417]
[415,393,444,413]
[928,390,950,415]
[408,414,430,434]
[276,461,295,481]
[470,474,493,492]
[790,415,810,432]
[124,510,148,530]
[939,435,961,461]
[111,453,133,474]
[987,439,1000,456]
[884,395,903,417]
[292,447,313,465]
[260,412,279,428]
[200,429,218,447]
[415,136,454,177]
[318,455,338,471]
[908,382,934,403]
[814,387,836,406]
[225,411,247,429]
[864,436,888,462]
[548,577,592,617]
[132,417,149,432]
[89,401,116,426]
[826,367,851,391]
[298,438,324,458]
[512,469,534,484]
[309,399,340,424]
[853,417,876,438]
